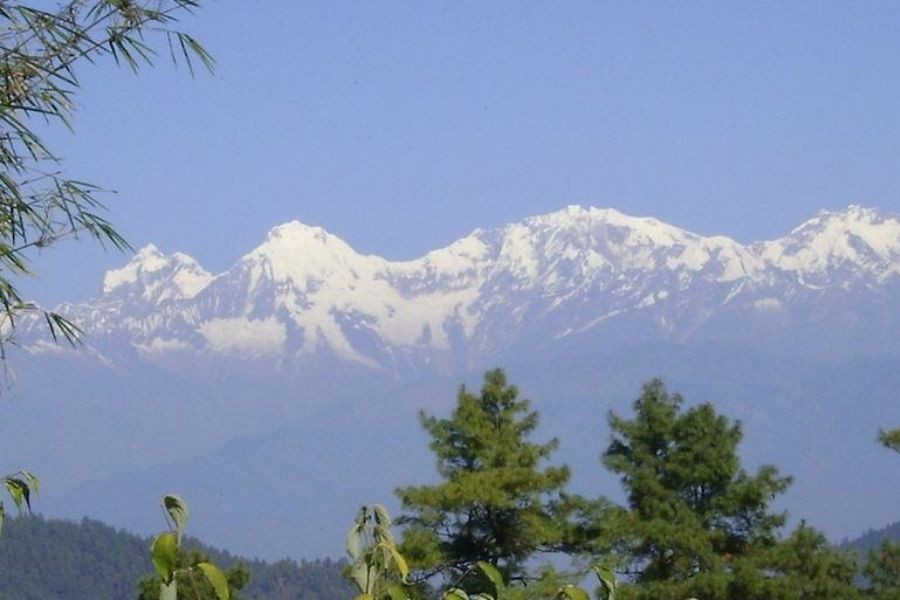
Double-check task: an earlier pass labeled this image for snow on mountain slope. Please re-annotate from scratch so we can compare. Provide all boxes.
[102,244,214,303]
[26,204,900,370]
[758,205,900,285]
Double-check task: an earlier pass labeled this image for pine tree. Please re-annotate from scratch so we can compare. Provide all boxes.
[599,379,859,600]
[864,541,900,600]
[757,523,861,600]
[396,369,573,587]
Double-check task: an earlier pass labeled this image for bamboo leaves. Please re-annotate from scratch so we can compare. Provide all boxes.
[0,1,212,347]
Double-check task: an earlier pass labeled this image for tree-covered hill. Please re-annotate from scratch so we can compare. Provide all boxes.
[0,515,352,600]
[841,521,900,555]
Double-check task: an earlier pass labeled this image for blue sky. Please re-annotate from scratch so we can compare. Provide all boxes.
[21,1,900,304]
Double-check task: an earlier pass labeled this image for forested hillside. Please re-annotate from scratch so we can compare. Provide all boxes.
[0,516,351,600]
[842,522,900,555]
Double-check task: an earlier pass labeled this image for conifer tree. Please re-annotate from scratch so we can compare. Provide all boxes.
[599,379,860,600]
[864,540,900,600]
[396,369,573,586]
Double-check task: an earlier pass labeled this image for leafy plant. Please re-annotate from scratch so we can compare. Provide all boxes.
[346,504,411,600]
[442,561,617,600]
[443,562,504,600]
[147,494,230,600]
[0,469,37,534]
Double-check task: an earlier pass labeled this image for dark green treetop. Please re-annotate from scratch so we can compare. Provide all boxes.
[864,540,900,600]
[396,369,574,586]
[754,523,861,600]
[599,379,859,600]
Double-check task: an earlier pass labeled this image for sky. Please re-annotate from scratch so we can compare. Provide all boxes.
[19,1,900,305]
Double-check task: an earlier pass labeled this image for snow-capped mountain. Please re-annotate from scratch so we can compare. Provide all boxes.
[27,204,900,372]
[9,204,900,561]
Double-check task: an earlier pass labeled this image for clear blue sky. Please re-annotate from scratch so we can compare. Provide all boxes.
[21,1,900,305]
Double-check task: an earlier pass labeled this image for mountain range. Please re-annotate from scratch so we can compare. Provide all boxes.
[27,204,900,370]
[3,204,898,560]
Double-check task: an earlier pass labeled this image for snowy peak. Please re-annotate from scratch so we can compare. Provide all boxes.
[98,205,900,307]
[102,244,213,302]
[523,205,696,247]
[240,220,379,287]
[497,205,756,283]
[70,204,900,372]
[760,205,900,280]
[263,220,351,253]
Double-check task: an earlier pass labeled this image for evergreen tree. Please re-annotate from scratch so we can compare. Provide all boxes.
[599,379,859,600]
[396,369,573,586]
[864,541,900,600]
[757,523,861,600]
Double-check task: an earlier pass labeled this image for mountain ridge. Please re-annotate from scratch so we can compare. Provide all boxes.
[23,204,900,372]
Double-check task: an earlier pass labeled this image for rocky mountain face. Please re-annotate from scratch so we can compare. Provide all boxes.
[6,204,900,560]
[24,204,900,372]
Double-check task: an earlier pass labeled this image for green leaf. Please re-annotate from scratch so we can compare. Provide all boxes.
[197,562,230,600]
[20,471,39,496]
[162,494,189,539]
[150,532,178,584]
[476,562,505,595]
[160,580,177,600]
[372,505,395,545]
[590,565,616,600]
[347,510,365,561]
[373,504,392,526]
[386,582,409,600]
[556,585,590,600]
[348,563,369,594]
[354,594,375,600]
[383,543,410,582]
[444,589,469,600]
[4,477,30,511]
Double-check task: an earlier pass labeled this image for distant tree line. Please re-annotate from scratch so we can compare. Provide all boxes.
[0,515,352,600]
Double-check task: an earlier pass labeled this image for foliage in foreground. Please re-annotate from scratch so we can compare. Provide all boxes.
[344,506,617,600]
[0,0,211,346]
[0,469,37,533]
[439,561,617,600]
[142,495,233,600]
[345,505,414,600]
[137,546,249,600]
